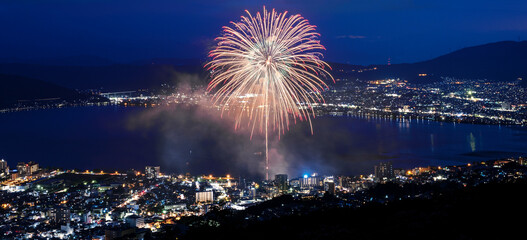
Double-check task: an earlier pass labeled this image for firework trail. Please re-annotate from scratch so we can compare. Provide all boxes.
[206,7,333,180]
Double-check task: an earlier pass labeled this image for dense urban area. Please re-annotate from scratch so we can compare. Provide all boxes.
[321,76,527,125]
[1,155,526,239]
[2,74,527,125]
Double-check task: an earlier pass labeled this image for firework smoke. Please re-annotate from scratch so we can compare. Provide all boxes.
[206,7,333,180]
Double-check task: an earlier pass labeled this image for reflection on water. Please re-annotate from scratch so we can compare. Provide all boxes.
[430,134,435,152]
[468,132,476,152]
[0,106,526,177]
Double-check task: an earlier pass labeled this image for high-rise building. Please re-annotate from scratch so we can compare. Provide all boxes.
[10,172,19,180]
[195,191,214,203]
[324,181,335,195]
[125,215,145,228]
[81,212,92,224]
[145,166,160,179]
[275,174,288,192]
[48,207,70,225]
[518,157,525,166]
[300,173,323,188]
[17,162,27,175]
[0,159,8,175]
[375,161,394,180]
[29,162,38,174]
[338,176,353,188]
[17,161,38,176]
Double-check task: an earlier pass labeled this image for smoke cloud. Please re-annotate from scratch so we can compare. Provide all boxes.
[125,71,388,179]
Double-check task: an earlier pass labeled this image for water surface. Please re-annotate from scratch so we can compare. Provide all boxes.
[0,106,525,177]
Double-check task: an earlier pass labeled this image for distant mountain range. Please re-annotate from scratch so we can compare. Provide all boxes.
[0,55,115,66]
[0,56,203,67]
[0,62,208,91]
[0,41,525,95]
[0,74,86,108]
[337,41,527,85]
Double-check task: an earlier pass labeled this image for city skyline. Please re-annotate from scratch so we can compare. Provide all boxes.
[1,154,526,238]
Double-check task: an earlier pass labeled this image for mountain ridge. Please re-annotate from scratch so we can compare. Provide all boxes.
[0,40,526,91]
[342,41,527,84]
[0,74,87,108]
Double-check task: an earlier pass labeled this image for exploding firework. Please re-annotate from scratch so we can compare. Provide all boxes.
[206,7,333,180]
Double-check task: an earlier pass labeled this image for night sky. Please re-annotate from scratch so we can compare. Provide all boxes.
[1,0,527,65]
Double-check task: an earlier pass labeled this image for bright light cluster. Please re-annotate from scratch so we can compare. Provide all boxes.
[206,6,333,137]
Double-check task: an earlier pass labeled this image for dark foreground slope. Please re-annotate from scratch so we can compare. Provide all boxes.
[167,180,526,240]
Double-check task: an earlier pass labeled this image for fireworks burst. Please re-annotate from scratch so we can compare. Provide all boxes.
[206,7,333,180]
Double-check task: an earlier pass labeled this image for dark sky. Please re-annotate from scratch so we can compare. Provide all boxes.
[1,0,526,65]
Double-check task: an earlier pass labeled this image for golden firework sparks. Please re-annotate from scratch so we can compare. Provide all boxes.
[206,7,333,179]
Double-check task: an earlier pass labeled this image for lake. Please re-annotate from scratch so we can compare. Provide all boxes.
[0,106,525,178]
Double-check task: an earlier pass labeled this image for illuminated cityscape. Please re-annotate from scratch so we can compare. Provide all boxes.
[319,77,527,125]
[3,76,526,126]
[1,157,525,239]
[2,1,527,239]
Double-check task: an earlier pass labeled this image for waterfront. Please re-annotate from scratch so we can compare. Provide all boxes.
[0,106,525,177]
